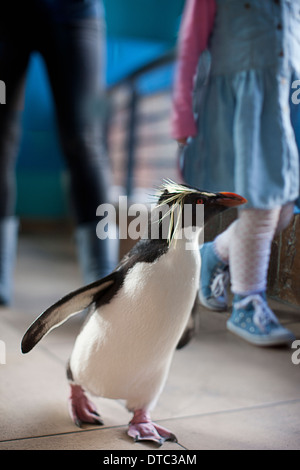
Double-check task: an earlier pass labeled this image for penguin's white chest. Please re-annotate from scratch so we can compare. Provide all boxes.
[70,236,200,407]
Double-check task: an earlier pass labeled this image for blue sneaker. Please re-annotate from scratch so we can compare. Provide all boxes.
[198,242,229,311]
[227,293,295,346]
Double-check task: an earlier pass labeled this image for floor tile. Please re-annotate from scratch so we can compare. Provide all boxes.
[0,425,183,450]
[169,400,300,450]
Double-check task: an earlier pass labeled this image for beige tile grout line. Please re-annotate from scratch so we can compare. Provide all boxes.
[1,398,299,445]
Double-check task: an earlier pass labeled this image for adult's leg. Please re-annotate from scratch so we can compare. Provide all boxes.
[0,33,30,303]
[41,14,118,282]
[41,14,110,223]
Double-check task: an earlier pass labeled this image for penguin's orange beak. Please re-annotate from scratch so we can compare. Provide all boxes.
[217,192,247,207]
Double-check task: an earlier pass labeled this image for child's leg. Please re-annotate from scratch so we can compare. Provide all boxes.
[199,203,295,314]
[214,220,237,264]
[224,206,295,346]
[228,208,280,295]
[274,201,295,236]
[214,202,295,292]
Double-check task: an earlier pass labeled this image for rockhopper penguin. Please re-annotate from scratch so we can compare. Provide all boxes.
[21,181,246,445]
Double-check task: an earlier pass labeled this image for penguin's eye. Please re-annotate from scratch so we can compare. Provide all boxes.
[196,198,204,204]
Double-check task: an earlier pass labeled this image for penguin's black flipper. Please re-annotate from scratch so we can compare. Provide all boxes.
[21,274,116,354]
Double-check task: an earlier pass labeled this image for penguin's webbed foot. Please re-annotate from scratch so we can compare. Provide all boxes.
[128,409,177,446]
[68,384,103,428]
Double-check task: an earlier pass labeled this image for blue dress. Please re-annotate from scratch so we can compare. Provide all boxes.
[182,0,300,210]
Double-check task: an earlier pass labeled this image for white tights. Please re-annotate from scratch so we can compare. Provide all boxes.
[214,203,294,295]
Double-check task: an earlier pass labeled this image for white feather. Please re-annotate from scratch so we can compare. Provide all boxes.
[159,179,215,198]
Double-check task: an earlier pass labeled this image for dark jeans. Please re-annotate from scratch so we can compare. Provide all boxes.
[0,0,110,223]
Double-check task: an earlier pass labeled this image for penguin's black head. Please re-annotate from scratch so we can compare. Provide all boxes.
[156,180,246,242]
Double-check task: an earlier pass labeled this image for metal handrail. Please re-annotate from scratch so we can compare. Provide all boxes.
[105,48,177,197]
[106,48,176,91]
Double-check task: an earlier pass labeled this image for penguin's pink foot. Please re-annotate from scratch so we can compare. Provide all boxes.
[128,409,177,446]
[68,384,103,428]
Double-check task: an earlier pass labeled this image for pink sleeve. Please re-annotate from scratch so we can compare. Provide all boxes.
[170,0,216,140]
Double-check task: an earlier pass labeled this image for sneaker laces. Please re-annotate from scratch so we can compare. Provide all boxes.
[234,294,279,333]
[210,268,229,300]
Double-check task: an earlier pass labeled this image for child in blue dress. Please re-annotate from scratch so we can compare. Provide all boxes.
[171,0,299,346]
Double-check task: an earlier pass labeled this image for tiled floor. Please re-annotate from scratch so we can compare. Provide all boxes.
[0,230,300,450]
